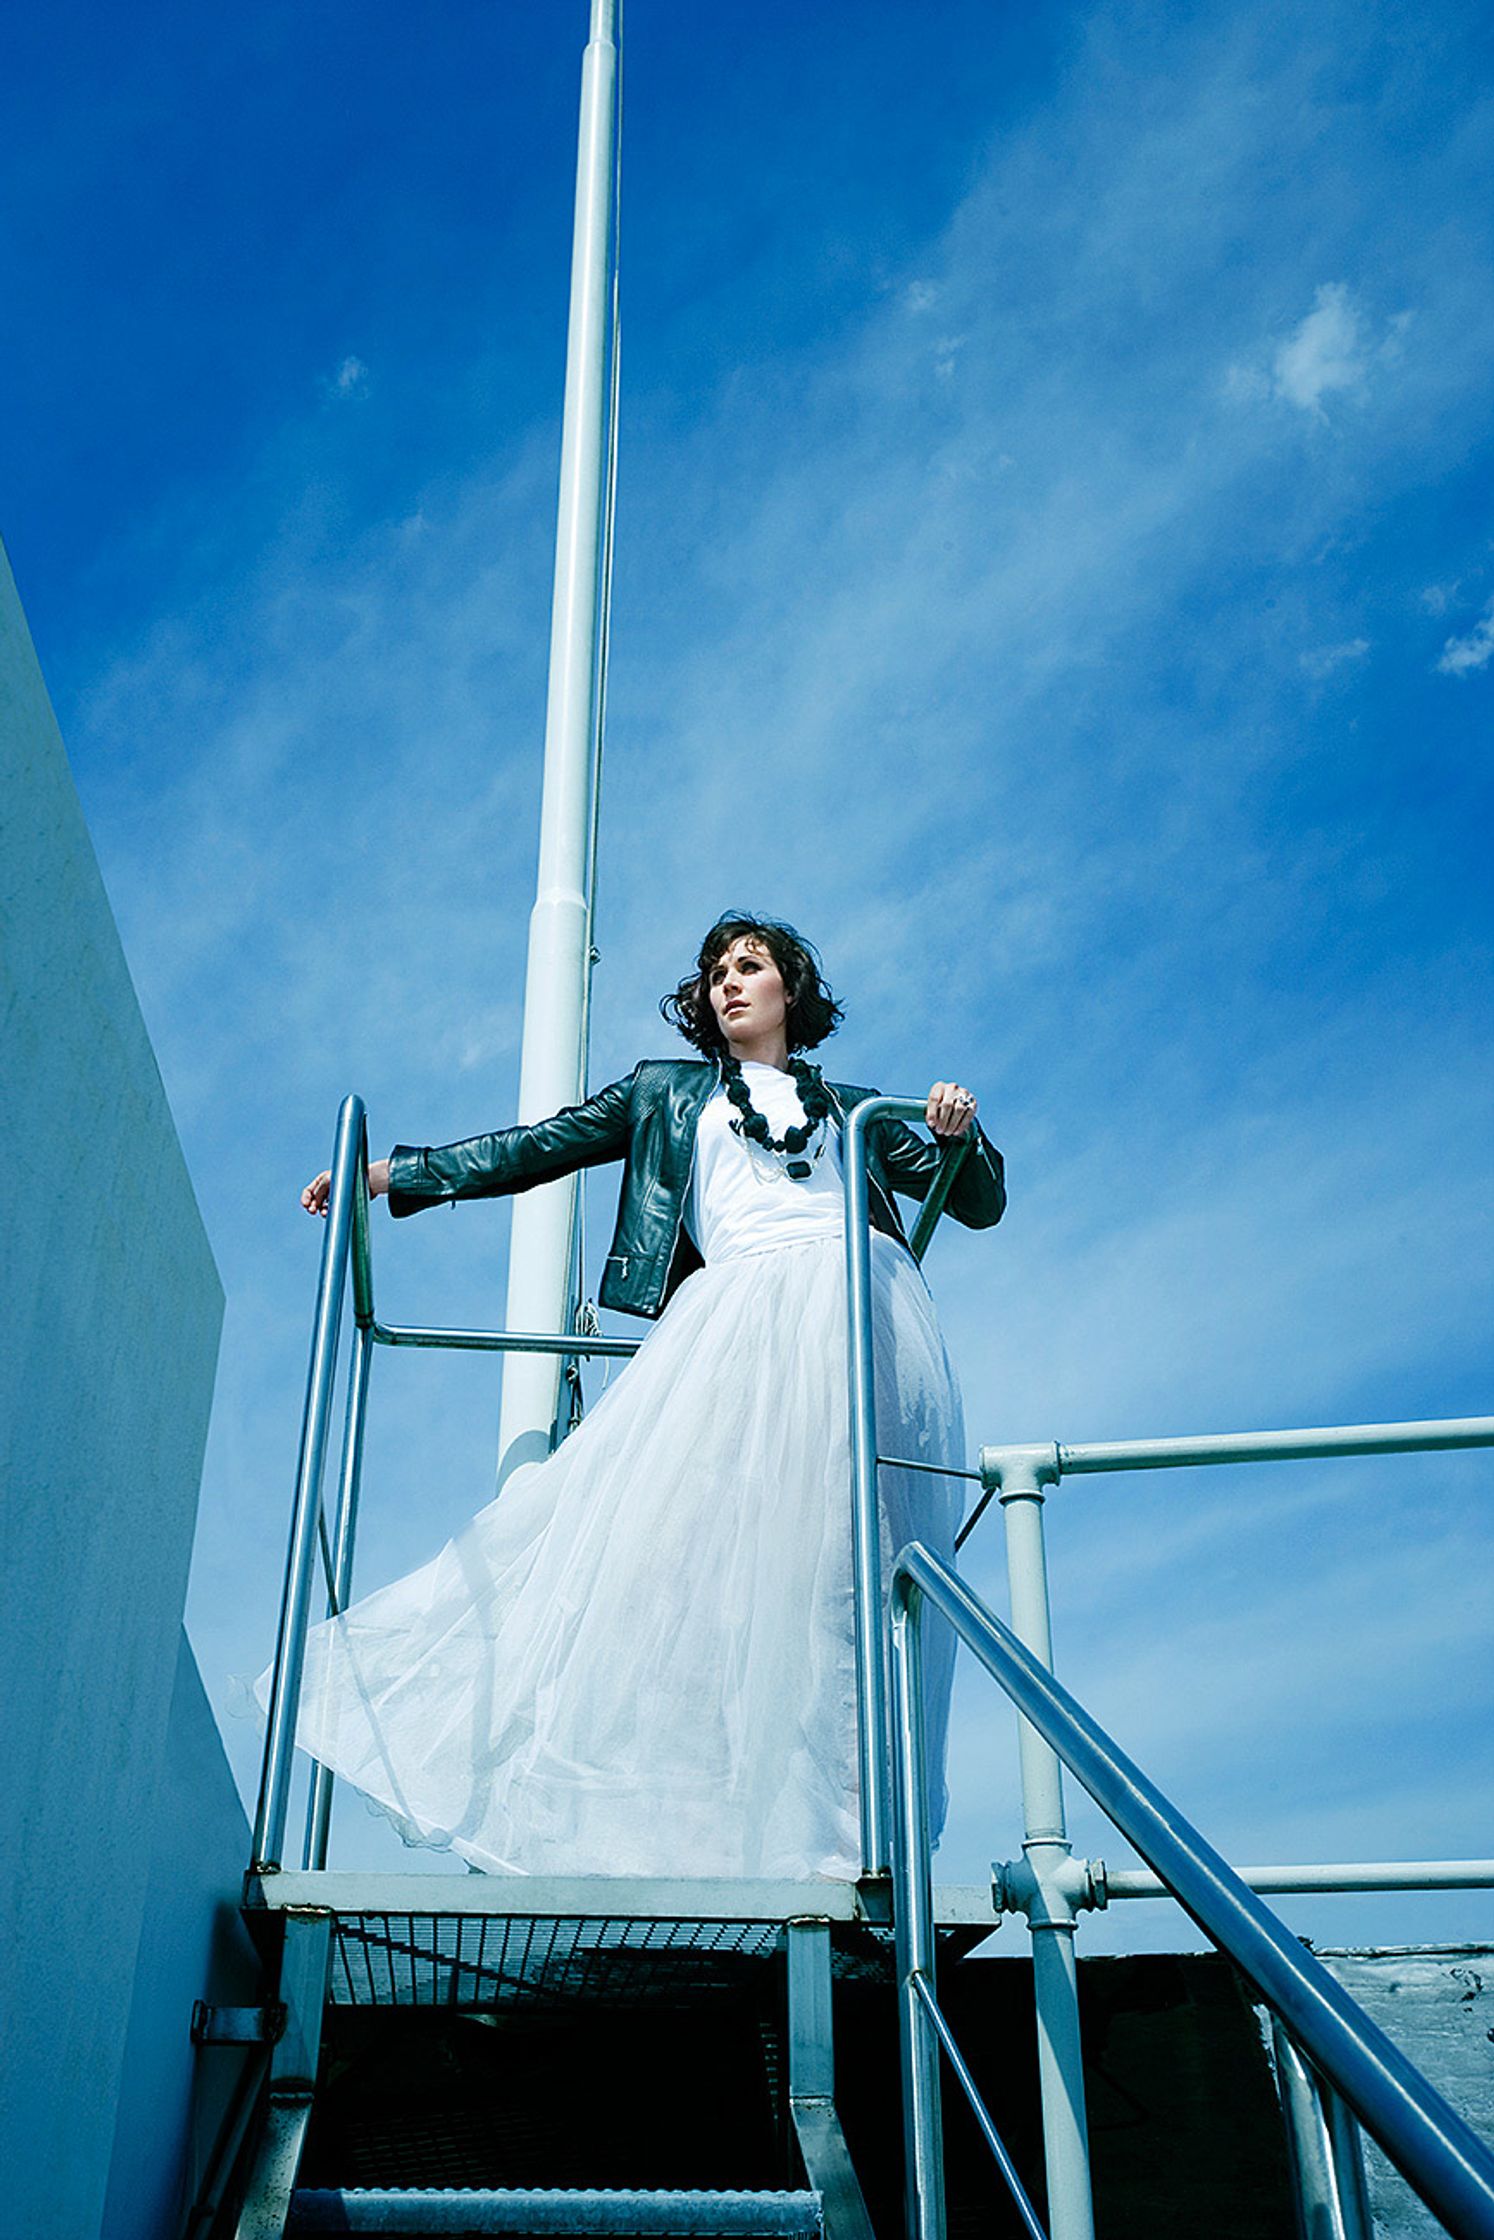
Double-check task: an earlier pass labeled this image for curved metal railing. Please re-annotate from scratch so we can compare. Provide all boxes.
[254,1087,969,1880]
[888,1540,1494,2240]
[250,1095,641,1874]
[255,1085,965,1877]
[842,1096,975,1876]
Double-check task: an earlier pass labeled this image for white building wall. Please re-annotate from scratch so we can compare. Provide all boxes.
[0,539,228,2240]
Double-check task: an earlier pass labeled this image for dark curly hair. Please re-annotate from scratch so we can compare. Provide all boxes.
[660,913,845,1058]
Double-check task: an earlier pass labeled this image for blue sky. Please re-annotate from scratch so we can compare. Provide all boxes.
[5,0,1491,1950]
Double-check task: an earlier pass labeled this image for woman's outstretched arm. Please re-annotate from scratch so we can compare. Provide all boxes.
[300,1068,640,1220]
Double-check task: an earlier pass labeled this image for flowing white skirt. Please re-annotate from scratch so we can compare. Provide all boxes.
[275,1231,964,1880]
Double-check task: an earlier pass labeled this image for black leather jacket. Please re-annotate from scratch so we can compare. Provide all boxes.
[388,1058,1006,1321]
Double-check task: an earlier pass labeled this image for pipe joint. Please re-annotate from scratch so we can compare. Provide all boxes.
[994,1849,1107,1925]
[979,1442,1061,1498]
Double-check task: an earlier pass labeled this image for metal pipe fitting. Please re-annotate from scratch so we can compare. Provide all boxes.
[993,1852,1107,1923]
[978,1441,1061,1494]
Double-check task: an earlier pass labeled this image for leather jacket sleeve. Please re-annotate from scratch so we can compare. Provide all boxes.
[386,1068,637,1217]
[876,1116,1006,1229]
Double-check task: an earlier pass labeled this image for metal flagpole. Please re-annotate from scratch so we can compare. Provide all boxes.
[497,0,621,1486]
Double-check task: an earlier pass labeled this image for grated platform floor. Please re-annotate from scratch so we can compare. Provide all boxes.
[330,1914,782,2011]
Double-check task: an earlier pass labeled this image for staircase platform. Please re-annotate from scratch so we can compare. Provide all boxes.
[248,1872,995,1925]
[245,1873,995,2012]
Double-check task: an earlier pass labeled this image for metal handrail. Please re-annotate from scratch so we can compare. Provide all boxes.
[252,1093,644,1874]
[1047,1417,1494,1473]
[371,1320,638,1356]
[258,1083,956,1875]
[842,1098,974,1877]
[843,1095,905,1879]
[1102,1858,1494,1900]
[888,1540,1494,2240]
[256,1087,962,1875]
[953,1415,1494,1552]
[252,1095,367,1871]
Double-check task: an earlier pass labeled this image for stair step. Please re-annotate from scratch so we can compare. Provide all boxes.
[288,2187,825,2237]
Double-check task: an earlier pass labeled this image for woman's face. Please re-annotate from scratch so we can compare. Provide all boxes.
[706,934,790,1054]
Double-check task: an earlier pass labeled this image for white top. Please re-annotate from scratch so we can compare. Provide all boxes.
[689,1063,845,1264]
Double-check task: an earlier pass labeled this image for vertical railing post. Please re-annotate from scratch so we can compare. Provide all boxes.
[844,1095,967,1877]
[1272,2017,1376,2240]
[891,1577,946,2240]
[993,1447,1096,2240]
[843,1098,898,1877]
[1322,2083,1375,2240]
[251,1094,365,1873]
[302,1312,374,1870]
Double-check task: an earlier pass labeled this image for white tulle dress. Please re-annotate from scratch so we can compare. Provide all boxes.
[273,1064,964,1880]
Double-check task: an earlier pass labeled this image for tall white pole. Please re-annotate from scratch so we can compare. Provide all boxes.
[497,0,620,1486]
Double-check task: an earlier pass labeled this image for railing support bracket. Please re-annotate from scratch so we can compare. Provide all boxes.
[993,1851,1107,1924]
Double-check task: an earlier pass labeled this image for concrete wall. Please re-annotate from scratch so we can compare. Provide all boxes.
[101,1633,260,2240]
[1319,1948,1494,2238]
[0,538,228,2239]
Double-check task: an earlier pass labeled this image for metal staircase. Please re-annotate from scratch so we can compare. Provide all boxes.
[192,1097,1494,2240]
[220,1881,998,2240]
[202,1872,1331,2240]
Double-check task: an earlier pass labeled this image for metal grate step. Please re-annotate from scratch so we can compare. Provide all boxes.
[288,2187,825,2236]
[328,1914,782,2011]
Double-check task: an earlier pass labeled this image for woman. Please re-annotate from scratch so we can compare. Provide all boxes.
[287,913,1004,1880]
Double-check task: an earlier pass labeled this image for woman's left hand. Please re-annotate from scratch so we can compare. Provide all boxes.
[926,1081,978,1139]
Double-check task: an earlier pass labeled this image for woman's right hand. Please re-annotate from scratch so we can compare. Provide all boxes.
[301,1159,391,1215]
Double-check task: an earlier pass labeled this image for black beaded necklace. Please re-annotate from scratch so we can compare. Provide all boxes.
[721,1053,833,1180]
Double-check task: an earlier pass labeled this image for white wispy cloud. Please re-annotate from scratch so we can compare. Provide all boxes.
[323,353,370,399]
[1273,281,1366,409]
[1226,282,1413,418]
[1300,636,1370,678]
[1436,592,1494,675]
